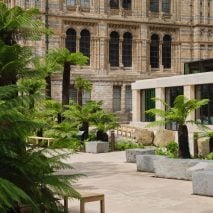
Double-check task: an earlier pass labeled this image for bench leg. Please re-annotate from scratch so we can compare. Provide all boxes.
[100,198,105,213]
[64,197,68,213]
[80,200,85,213]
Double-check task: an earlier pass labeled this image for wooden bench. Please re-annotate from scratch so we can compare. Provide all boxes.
[64,191,105,213]
[27,136,54,147]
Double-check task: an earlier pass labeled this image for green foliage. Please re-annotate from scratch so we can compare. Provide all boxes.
[0,3,82,211]
[74,76,92,92]
[115,138,144,151]
[0,2,49,43]
[155,141,178,158]
[146,95,209,127]
[203,152,213,160]
[48,48,88,66]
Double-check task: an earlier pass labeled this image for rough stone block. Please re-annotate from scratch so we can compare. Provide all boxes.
[133,129,154,146]
[85,141,109,153]
[126,148,156,163]
[197,137,210,157]
[136,155,166,173]
[153,129,175,147]
[192,170,213,196]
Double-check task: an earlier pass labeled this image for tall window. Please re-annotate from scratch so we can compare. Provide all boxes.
[150,34,159,68]
[122,32,132,67]
[125,85,132,112]
[109,31,119,67]
[141,89,155,122]
[150,0,159,12]
[122,0,131,9]
[80,29,90,64]
[196,84,213,125]
[110,0,119,9]
[35,0,41,8]
[162,35,172,68]
[80,0,89,8]
[65,28,76,53]
[113,86,121,112]
[162,0,170,13]
[67,0,76,6]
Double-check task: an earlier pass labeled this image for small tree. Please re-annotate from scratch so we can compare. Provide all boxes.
[146,95,209,158]
[74,76,92,106]
[48,49,88,106]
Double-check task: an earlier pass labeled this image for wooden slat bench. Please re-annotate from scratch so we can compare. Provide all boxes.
[64,191,105,213]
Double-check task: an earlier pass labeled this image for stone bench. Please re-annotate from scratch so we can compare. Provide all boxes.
[85,141,109,153]
[192,170,213,197]
[136,155,167,173]
[126,147,156,163]
[154,158,202,180]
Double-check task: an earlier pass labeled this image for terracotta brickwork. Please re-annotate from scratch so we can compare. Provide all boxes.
[5,0,213,122]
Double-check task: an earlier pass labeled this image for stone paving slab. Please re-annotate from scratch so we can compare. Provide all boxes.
[64,151,213,213]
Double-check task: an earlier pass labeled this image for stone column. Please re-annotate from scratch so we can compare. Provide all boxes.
[184,85,195,121]
[11,0,15,7]
[121,84,126,112]
[76,35,80,52]
[159,40,163,72]
[90,37,95,69]
[119,38,123,68]
[155,87,165,125]
[132,89,141,122]
[99,0,105,14]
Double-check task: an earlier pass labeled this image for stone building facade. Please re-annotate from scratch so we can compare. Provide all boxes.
[5,0,213,122]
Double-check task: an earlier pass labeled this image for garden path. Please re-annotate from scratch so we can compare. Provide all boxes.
[65,151,213,213]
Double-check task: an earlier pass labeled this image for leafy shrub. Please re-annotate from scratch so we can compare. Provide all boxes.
[155,141,178,158]
[115,138,144,151]
[204,152,213,160]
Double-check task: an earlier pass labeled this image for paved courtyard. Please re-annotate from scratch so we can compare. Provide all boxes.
[66,151,213,213]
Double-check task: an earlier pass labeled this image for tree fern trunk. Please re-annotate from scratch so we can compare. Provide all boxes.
[77,89,83,106]
[45,75,51,98]
[62,62,70,106]
[178,124,191,158]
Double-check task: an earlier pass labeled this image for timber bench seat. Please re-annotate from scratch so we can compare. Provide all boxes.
[64,191,105,213]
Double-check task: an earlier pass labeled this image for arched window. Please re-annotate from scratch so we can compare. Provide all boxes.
[80,29,90,64]
[162,0,171,13]
[122,0,131,10]
[150,0,159,12]
[109,31,119,67]
[122,32,132,67]
[162,35,172,68]
[110,0,119,9]
[150,34,159,68]
[65,28,76,53]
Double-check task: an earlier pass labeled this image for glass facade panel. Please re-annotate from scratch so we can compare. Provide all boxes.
[184,59,213,74]
[113,86,121,112]
[196,84,213,125]
[165,86,183,130]
[140,89,155,122]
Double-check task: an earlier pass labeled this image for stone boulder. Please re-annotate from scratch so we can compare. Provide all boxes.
[197,137,210,157]
[153,129,175,147]
[133,129,154,146]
